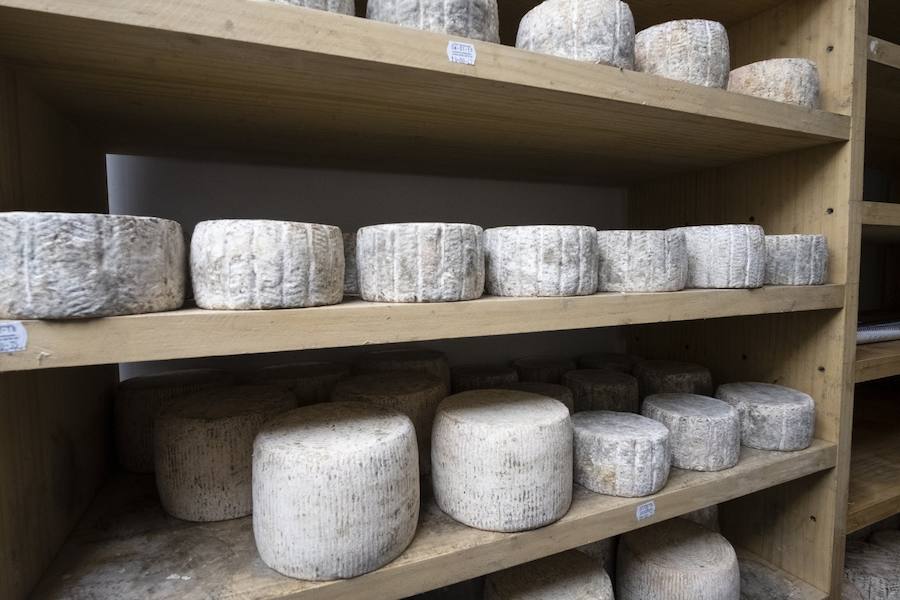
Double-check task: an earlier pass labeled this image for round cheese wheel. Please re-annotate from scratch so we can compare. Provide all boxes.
[683,505,720,531]
[248,361,350,405]
[501,382,575,413]
[844,541,900,600]
[366,0,500,42]
[512,356,577,383]
[634,359,713,398]
[843,578,866,600]
[563,369,640,412]
[764,234,828,286]
[728,58,820,109]
[343,231,359,295]
[264,0,355,13]
[578,537,618,580]
[451,364,519,393]
[485,550,613,599]
[715,382,815,451]
[597,230,688,292]
[356,348,451,393]
[635,20,730,88]
[738,552,802,600]
[578,352,640,373]
[669,225,766,289]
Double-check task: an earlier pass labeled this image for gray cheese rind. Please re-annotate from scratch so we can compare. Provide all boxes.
[366,0,500,42]
[670,224,766,289]
[715,382,815,451]
[597,229,687,292]
[728,58,821,109]
[634,359,713,399]
[485,550,614,599]
[563,369,640,412]
[764,234,828,286]
[844,541,900,600]
[343,231,359,295]
[635,19,730,88]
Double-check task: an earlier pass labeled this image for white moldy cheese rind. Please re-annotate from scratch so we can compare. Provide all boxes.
[253,401,419,580]
[342,231,359,295]
[728,58,821,109]
[670,225,766,289]
[634,20,730,88]
[264,0,355,14]
[154,385,296,522]
[683,505,719,531]
[715,382,815,451]
[512,356,577,384]
[764,234,828,286]
[0,212,185,319]
[596,230,688,292]
[432,390,573,532]
[516,0,635,69]
[843,578,866,600]
[366,0,500,42]
[356,348,451,393]
[573,411,670,497]
[634,359,714,398]
[485,550,614,599]
[738,553,802,600]
[484,225,599,297]
[191,219,343,310]
[844,541,900,600]
[563,369,640,413]
[501,382,575,413]
[578,352,640,373]
[618,518,740,600]
[357,223,484,302]
[248,361,350,405]
[642,393,741,472]
[451,364,519,393]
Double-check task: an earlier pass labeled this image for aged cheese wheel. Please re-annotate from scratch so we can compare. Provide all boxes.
[357,223,484,302]
[248,361,350,405]
[191,219,343,310]
[331,371,444,474]
[728,58,820,109]
[155,385,296,522]
[618,518,740,600]
[634,359,713,398]
[563,369,640,412]
[870,530,900,554]
[501,382,575,413]
[573,411,670,497]
[356,348,451,393]
[515,0,635,69]
[432,390,572,532]
[115,368,235,473]
[343,231,359,295]
[512,356,577,383]
[578,537,618,578]
[264,0,355,13]
[451,364,518,393]
[683,505,719,531]
[715,382,815,451]
[642,393,741,471]
[670,225,766,289]
[485,550,614,599]
[764,234,828,286]
[484,225,599,297]
[738,552,802,600]
[578,352,640,373]
[635,20,730,88]
[253,401,419,580]
[843,578,866,600]
[366,0,500,42]
[596,229,688,292]
[0,212,185,319]
[844,541,900,600]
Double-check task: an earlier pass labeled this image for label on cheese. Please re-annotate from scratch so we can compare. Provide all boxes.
[448,41,476,65]
[0,321,27,352]
[636,500,656,521]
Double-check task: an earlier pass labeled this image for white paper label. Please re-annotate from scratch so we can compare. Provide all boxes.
[0,321,27,353]
[635,500,656,521]
[447,41,476,65]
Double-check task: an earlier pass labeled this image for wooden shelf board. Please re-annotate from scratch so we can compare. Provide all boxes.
[0,285,844,372]
[855,339,900,383]
[869,36,900,71]
[34,440,836,600]
[867,38,900,155]
[862,201,900,227]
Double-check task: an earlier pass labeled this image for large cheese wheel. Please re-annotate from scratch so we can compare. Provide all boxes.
[844,541,900,600]
[715,382,815,451]
[683,505,719,531]
[366,0,500,42]
[578,537,618,579]
[451,364,518,393]
[635,20,730,88]
[764,234,828,286]
[357,223,484,302]
[512,356,577,384]
[738,552,802,600]
[356,348,451,393]
[191,220,343,310]
[343,231,359,295]
[563,369,640,412]
[596,230,688,292]
[642,393,740,472]
[154,385,296,521]
[248,361,350,405]
[728,59,820,109]
[618,518,740,600]
[578,352,639,373]
[485,550,614,599]
[253,401,419,580]
[870,530,900,554]
[670,225,766,289]
[0,212,185,319]
[484,225,598,297]
[501,382,575,413]
[432,390,572,532]
[264,0,355,13]
[634,359,713,398]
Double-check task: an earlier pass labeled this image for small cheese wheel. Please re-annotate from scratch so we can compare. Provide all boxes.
[573,411,670,497]
[844,541,900,600]
[451,365,519,393]
[485,550,614,599]
[357,223,484,302]
[191,220,343,310]
[263,0,355,13]
[253,401,419,580]
[683,505,719,531]
[578,352,640,373]
[343,231,359,295]
[634,359,713,398]
[356,348,451,393]
[618,518,740,600]
[563,369,640,413]
[484,225,599,297]
[642,393,740,472]
[870,530,900,554]
[635,20,730,88]
[512,356,577,383]
[578,537,618,578]
[670,225,766,289]
[715,382,815,451]
[366,0,500,42]
[764,234,828,286]
[738,552,802,600]
[596,230,688,292]
[0,212,185,319]
[432,390,573,532]
[248,361,350,405]
[501,382,575,413]
[728,58,820,109]
[155,385,296,522]
[516,0,635,68]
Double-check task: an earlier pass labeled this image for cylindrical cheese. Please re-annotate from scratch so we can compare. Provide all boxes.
[670,225,766,289]
[0,212,185,319]
[366,0,500,42]
[578,352,640,373]
[485,550,614,599]
[356,348,451,393]
[563,369,640,412]
[501,382,575,413]
[511,356,577,383]
[635,20,730,88]
[253,401,419,580]
[432,390,573,532]
[738,552,802,600]
[262,0,355,13]
[715,382,815,451]
[247,361,350,405]
[764,234,828,286]
[596,229,688,292]
[579,537,618,579]
[451,364,518,393]
[728,58,820,109]
[683,505,719,531]
[343,231,359,295]
[844,541,900,600]
[191,219,344,310]
[634,359,714,398]
[843,578,866,600]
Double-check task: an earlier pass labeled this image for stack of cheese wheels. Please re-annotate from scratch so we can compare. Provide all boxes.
[115,368,234,473]
[342,231,359,295]
[190,219,344,310]
[573,411,670,497]
[484,225,599,297]
[356,223,485,302]
[579,352,639,373]
[764,234,828,286]
[715,382,815,451]
[485,550,614,599]
[432,390,572,532]
[843,541,900,600]
[331,371,445,474]
[618,518,740,600]
[253,401,419,580]
[683,505,719,531]
[670,225,766,289]
[642,393,741,472]
[451,365,518,393]
[248,361,350,405]
[367,0,500,42]
[728,58,821,109]
[738,551,805,600]
[634,359,713,398]
[0,212,185,319]
[635,20,730,88]
[511,356,576,384]
[264,0,355,14]
[596,229,688,292]
[501,382,575,413]
[356,348,451,393]
[154,385,296,521]
[563,369,640,412]
[579,537,618,581]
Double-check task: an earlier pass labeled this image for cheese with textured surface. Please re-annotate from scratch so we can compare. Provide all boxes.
[642,393,740,471]
[715,382,815,451]
[191,219,343,310]
[367,0,500,41]
[670,225,766,289]
[512,356,577,383]
[451,365,519,393]
[154,385,296,522]
[578,537,618,579]
[0,212,185,319]
[248,361,350,405]
[357,223,484,302]
[618,518,740,600]
[844,541,900,600]
[262,0,354,13]
[516,0,634,69]
[484,225,598,297]
[634,359,714,398]
[563,369,640,412]
[356,348,451,393]
[501,382,575,413]
[764,234,828,286]
[596,229,687,292]
[578,352,640,373]
[635,20,730,88]
[432,390,572,532]
[738,552,802,600]
[342,231,359,295]
[728,59,820,108]
[573,411,669,497]
[253,401,419,580]
[843,579,866,600]
[683,505,719,531]
[485,550,613,599]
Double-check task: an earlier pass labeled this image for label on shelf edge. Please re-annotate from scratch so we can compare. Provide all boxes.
[447,41,476,65]
[635,500,656,521]
[0,321,27,353]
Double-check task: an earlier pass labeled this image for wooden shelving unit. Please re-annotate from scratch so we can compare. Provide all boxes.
[855,340,900,382]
